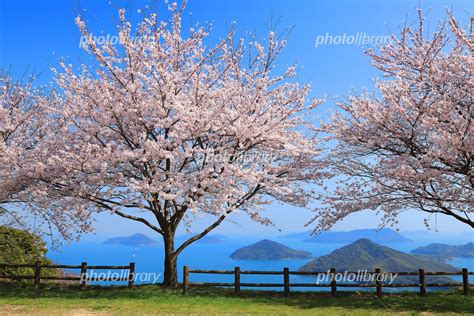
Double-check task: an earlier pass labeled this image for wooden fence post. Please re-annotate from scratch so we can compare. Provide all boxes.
[128,262,135,289]
[419,269,426,296]
[283,267,290,295]
[375,268,382,298]
[462,268,469,296]
[330,268,337,296]
[34,261,41,289]
[183,266,189,295]
[234,267,240,295]
[80,262,87,289]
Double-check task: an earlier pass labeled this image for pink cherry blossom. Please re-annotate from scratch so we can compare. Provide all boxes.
[47,1,324,286]
[0,71,92,240]
[313,11,473,232]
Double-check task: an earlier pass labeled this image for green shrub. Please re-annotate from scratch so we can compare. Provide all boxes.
[0,226,57,278]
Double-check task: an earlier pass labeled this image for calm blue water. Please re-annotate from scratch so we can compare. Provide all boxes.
[48,235,473,292]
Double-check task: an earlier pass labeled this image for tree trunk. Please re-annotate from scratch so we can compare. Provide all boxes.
[163,231,178,288]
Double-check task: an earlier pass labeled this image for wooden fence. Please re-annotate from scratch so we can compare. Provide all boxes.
[182,266,473,297]
[0,262,135,289]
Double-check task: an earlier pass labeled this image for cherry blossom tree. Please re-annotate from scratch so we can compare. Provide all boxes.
[313,11,473,231]
[50,2,323,286]
[0,71,91,239]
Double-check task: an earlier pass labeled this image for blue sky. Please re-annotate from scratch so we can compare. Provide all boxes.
[1,0,472,237]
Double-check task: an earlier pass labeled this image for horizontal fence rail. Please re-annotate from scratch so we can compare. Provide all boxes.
[182,266,473,297]
[0,262,135,289]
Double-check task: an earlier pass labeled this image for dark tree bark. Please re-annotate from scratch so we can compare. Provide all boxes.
[163,229,178,287]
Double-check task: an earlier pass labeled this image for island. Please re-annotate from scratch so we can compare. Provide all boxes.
[197,234,226,244]
[299,239,458,283]
[103,233,160,246]
[411,242,474,261]
[177,234,226,244]
[230,239,312,260]
[301,228,412,243]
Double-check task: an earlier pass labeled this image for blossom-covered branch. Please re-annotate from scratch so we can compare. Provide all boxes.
[0,71,92,240]
[314,11,473,231]
[49,1,324,286]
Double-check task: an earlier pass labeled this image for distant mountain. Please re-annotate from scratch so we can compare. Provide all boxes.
[176,234,226,244]
[302,228,412,243]
[103,233,159,246]
[197,234,226,244]
[299,239,457,283]
[401,231,473,244]
[230,239,312,260]
[411,242,474,261]
[281,231,313,239]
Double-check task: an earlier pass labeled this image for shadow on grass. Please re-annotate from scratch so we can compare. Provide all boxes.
[187,286,474,314]
[0,282,472,314]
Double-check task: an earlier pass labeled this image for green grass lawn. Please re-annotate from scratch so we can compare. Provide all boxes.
[0,283,472,315]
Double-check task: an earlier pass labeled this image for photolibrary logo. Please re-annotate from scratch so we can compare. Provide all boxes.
[195,152,277,165]
[315,270,398,285]
[78,34,156,48]
[315,32,392,47]
[79,34,120,47]
[80,269,162,284]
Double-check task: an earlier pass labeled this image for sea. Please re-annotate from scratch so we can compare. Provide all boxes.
[48,232,473,292]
